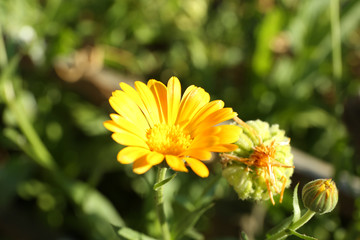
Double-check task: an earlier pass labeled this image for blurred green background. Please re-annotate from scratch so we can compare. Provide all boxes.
[1,0,360,239]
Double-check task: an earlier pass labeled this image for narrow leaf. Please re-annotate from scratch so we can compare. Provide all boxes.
[64,180,125,227]
[266,215,292,237]
[172,202,214,239]
[288,229,318,240]
[184,228,204,240]
[0,55,20,81]
[113,226,157,240]
[241,231,250,240]
[292,183,301,223]
[0,55,20,103]
[153,172,177,190]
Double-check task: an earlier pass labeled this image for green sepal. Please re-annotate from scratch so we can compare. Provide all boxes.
[292,183,301,223]
[153,172,177,190]
[112,226,157,240]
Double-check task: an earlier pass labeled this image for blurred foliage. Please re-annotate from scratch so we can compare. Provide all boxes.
[1,0,360,239]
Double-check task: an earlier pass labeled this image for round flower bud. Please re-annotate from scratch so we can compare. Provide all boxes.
[302,179,338,214]
[221,119,294,204]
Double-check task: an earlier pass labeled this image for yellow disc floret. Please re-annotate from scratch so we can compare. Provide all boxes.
[146,123,193,156]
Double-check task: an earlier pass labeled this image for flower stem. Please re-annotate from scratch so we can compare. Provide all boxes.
[155,167,171,240]
[0,25,8,68]
[266,210,316,240]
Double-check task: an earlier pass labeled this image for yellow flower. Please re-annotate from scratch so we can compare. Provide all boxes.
[104,76,240,177]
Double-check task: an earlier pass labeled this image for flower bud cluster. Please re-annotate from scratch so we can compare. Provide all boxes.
[221,119,294,203]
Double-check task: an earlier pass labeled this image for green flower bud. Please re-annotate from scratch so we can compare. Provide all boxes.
[221,118,294,205]
[302,179,338,214]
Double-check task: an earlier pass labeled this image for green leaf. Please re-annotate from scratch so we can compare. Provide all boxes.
[113,226,157,240]
[0,25,7,68]
[60,178,125,227]
[184,228,204,240]
[153,172,177,190]
[0,156,32,207]
[266,215,292,237]
[172,202,214,239]
[0,55,20,103]
[292,183,301,223]
[241,231,249,240]
[265,209,309,239]
[0,55,20,82]
[252,8,285,76]
[288,229,318,240]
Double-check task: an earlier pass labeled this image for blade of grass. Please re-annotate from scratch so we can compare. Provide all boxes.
[330,0,342,81]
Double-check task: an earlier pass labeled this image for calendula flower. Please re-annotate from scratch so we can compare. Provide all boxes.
[104,76,240,177]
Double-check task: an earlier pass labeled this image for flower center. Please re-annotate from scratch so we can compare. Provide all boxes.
[250,143,276,167]
[146,123,192,155]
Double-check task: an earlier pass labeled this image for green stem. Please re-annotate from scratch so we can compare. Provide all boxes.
[3,80,56,170]
[266,210,316,240]
[0,24,55,170]
[330,0,342,80]
[155,167,171,240]
[0,25,8,68]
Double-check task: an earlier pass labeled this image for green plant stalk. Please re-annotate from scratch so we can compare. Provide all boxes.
[0,26,55,170]
[266,210,316,240]
[155,167,172,240]
[0,26,8,68]
[7,96,57,170]
[1,77,56,171]
[330,0,342,80]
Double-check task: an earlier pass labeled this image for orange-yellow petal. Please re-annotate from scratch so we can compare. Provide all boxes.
[135,81,160,124]
[167,77,181,124]
[109,90,149,129]
[146,151,164,165]
[133,155,153,174]
[185,158,209,178]
[208,143,239,152]
[148,80,168,123]
[117,147,150,164]
[185,100,225,132]
[214,125,242,143]
[103,120,123,133]
[194,126,221,137]
[165,155,188,172]
[120,82,155,127]
[112,132,149,149]
[109,114,146,140]
[190,136,219,150]
[176,86,210,126]
[183,149,212,160]
[194,108,237,135]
